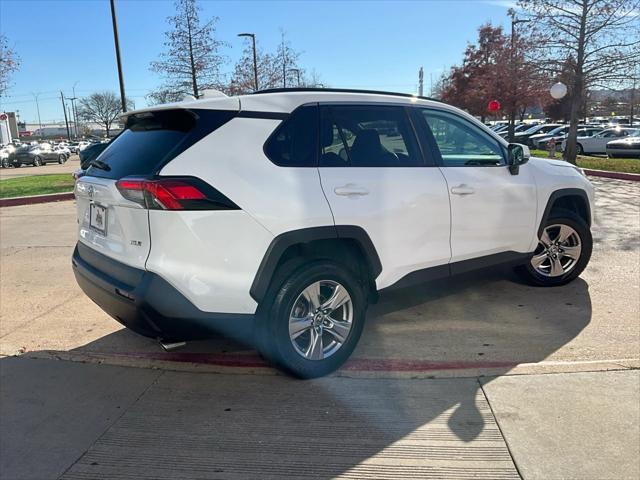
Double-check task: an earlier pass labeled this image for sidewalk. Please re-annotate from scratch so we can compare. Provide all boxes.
[2,356,638,480]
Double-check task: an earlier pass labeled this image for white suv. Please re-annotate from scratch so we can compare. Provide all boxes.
[72,89,594,378]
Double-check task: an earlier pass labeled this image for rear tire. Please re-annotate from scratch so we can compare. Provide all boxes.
[515,209,592,287]
[33,156,41,167]
[58,155,65,164]
[576,143,583,155]
[257,261,367,378]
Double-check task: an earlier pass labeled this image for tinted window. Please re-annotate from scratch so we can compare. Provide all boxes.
[421,110,505,167]
[86,109,236,179]
[319,105,422,167]
[264,105,318,167]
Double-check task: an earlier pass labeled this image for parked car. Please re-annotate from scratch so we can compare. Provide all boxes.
[72,88,595,378]
[606,133,640,158]
[0,146,11,168]
[514,124,563,147]
[55,144,71,159]
[562,127,637,155]
[530,126,570,148]
[538,127,603,151]
[11,143,67,167]
[497,123,535,139]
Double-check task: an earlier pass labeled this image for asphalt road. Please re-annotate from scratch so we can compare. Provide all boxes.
[0,176,638,479]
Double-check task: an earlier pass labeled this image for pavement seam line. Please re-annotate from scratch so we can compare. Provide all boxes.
[477,377,524,480]
[55,368,166,480]
[0,292,83,340]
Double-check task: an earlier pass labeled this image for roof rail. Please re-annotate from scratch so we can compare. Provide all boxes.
[251,87,441,103]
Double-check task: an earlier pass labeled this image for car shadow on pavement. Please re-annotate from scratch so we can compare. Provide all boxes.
[8,266,592,479]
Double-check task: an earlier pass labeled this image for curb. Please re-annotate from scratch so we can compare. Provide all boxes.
[20,350,640,379]
[0,192,74,207]
[584,169,640,182]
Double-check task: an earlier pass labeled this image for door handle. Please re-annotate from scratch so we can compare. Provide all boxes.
[334,184,370,197]
[450,184,475,196]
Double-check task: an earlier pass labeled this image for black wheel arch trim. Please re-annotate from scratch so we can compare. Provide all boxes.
[538,188,591,237]
[249,225,382,303]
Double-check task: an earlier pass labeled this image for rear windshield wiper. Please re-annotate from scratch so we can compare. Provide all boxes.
[88,159,111,171]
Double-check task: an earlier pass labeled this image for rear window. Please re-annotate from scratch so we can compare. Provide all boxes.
[86,109,236,179]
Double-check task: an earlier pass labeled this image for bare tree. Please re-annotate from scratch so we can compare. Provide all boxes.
[150,0,227,99]
[78,92,132,136]
[0,34,20,98]
[228,39,281,95]
[146,89,187,105]
[275,30,302,88]
[519,0,640,163]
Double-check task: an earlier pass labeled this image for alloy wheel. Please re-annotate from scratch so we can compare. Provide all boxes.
[531,224,582,277]
[288,280,353,361]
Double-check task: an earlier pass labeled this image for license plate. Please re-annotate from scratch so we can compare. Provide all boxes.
[89,203,107,234]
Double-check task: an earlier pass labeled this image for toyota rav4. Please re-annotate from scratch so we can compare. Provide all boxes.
[72,88,594,378]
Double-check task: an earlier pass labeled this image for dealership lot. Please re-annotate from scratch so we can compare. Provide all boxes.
[1,176,639,479]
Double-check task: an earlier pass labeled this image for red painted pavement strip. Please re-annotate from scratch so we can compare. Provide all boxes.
[87,351,519,372]
[584,169,640,182]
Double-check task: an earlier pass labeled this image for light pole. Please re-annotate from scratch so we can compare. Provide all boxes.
[32,92,43,137]
[238,33,258,91]
[288,68,301,87]
[507,10,531,142]
[110,0,127,112]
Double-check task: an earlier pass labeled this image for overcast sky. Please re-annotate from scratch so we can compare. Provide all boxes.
[0,0,517,123]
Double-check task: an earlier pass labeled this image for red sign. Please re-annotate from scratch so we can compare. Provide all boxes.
[487,100,501,112]
[0,113,7,121]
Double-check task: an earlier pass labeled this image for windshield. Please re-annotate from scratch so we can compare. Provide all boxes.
[524,125,543,134]
[548,126,567,135]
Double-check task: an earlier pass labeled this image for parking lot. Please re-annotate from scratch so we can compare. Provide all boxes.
[1,176,639,479]
[0,154,80,179]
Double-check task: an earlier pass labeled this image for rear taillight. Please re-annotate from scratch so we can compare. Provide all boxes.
[116,177,239,211]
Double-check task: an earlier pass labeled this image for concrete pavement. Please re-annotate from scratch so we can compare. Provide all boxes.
[2,356,638,480]
[0,177,638,377]
[0,177,639,479]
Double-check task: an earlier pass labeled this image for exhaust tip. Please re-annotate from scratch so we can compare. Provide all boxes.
[158,340,187,352]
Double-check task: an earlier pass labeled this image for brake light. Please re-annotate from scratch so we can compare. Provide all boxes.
[116,177,238,211]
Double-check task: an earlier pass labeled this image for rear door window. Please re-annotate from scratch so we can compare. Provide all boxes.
[86,109,236,179]
[319,105,423,167]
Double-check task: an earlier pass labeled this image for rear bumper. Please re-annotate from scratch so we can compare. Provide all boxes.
[72,243,255,342]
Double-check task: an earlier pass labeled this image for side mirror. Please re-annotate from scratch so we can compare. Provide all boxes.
[507,143,530,175]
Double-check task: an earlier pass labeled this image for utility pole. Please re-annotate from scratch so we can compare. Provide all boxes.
[60,91,71,140]
[110,0,127,112]
[32,93,43,136]
[418,67,424,97]
[237,33,259,91]
[68,97,78,138]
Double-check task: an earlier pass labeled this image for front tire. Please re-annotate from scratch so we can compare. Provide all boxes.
[32,156,41,167]
[576,143,584,155]
[515,209,592,287]
[58,155,65,164]
[258,261,367,378]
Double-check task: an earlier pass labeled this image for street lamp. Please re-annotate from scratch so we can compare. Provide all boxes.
[238,33,258,92]
[288,68,301,87]
[110,0,127,112]
[507,10,531,142]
